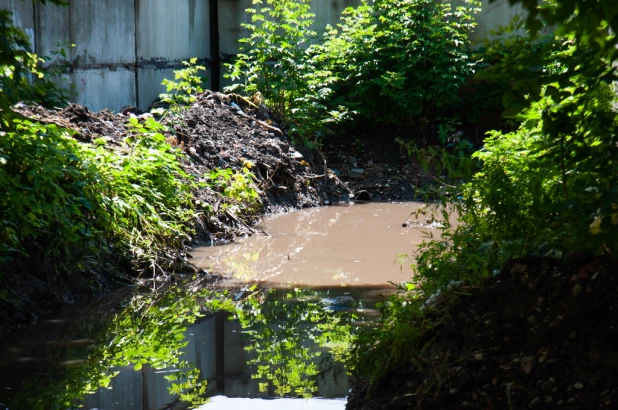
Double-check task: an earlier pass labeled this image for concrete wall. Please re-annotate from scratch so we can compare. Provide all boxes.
[471,0,526,41]
[1,0,524,112]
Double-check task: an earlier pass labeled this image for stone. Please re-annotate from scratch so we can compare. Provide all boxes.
[529,397,541,408]
[572,283,583,297]
[350,168,365,175]
[520,356,536,375]
[290,150,304,160]
[574,382,584,390]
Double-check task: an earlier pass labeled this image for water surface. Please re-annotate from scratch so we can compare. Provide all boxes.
[193,202,441,286]
[0,202,449,410]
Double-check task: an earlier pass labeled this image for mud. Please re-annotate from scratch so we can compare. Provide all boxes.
[192,202,449,287]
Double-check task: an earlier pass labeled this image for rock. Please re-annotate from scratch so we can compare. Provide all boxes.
[529,396,541,408]
[347,156,358,166]
[574,382,584,390]
[367,159,374,166]
[520,356,536,375]
[572,283,583,297]
[350,168,365,176]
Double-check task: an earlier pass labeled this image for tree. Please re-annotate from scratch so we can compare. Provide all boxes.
[0,0,67,128]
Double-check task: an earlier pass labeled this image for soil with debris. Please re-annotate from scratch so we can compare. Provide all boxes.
[2,94,351,333]
[322,133,436,202]
[347,254,618,410]
[167,91,350,240]
[14,94,351,242]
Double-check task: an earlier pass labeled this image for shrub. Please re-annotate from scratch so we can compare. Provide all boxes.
[226,0,482,143]
[0,117,196,275]
[311,0,481,129]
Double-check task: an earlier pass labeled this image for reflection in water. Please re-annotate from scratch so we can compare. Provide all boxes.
[212,288,356,398]
[0,287,209,410]
[193,202,443,286]
[1,203,445,409]
[0,285,361,409]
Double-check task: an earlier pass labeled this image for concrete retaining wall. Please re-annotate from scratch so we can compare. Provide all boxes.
[1,0,524,112]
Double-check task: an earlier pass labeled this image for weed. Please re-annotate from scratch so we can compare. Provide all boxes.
[153,58,207,121]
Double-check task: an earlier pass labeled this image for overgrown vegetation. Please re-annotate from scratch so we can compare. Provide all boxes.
[0,3,69,126]
[0,3,259,293]
[226,0,483,145]
[153,57,207,121]
[350,0,618,384]
[0,115,195,276]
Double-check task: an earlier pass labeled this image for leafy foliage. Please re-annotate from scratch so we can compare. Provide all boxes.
[153,58,207,120]
[0,120,98,263]
[206,164,262,214]
[0,117,196,274]
[89,117,197,273]
[0,5,70,126]
[350,0,618,384]
[311,0,481,128]
[225,0,316,115]
[226,0,482,143]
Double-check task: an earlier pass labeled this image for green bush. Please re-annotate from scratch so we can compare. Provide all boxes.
[0,10,70,115]
[0,117,196,274]
[226,0,481,143]
[225,0,316,115]
[311,0,481,128]
[350,0,618,384]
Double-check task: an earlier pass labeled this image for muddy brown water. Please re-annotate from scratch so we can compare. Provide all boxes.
[0,202,451,410]
[193,202,445,287]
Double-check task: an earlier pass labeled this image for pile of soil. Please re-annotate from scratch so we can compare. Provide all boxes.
[14,95,350,241]
[168,91,350,240]
[347,255,618,410]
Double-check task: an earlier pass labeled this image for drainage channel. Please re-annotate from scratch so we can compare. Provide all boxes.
[0,202,447,410]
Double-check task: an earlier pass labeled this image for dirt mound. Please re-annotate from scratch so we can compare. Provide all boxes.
[14,92,350,242]
[347,255,618,410]
[170,92,349,239]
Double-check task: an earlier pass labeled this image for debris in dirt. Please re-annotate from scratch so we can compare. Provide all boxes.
[323,134,427,201]
[347,255,618,410]
[13,91,350,243]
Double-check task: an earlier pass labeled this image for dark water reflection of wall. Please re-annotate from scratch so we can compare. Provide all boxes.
[81,311,350,410]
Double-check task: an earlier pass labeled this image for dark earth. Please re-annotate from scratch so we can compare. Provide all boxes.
[347,255,618,410]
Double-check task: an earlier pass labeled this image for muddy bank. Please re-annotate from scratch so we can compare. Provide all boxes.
[346,255,618,410]
[1,94,352,334]
[14,94,351,241]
